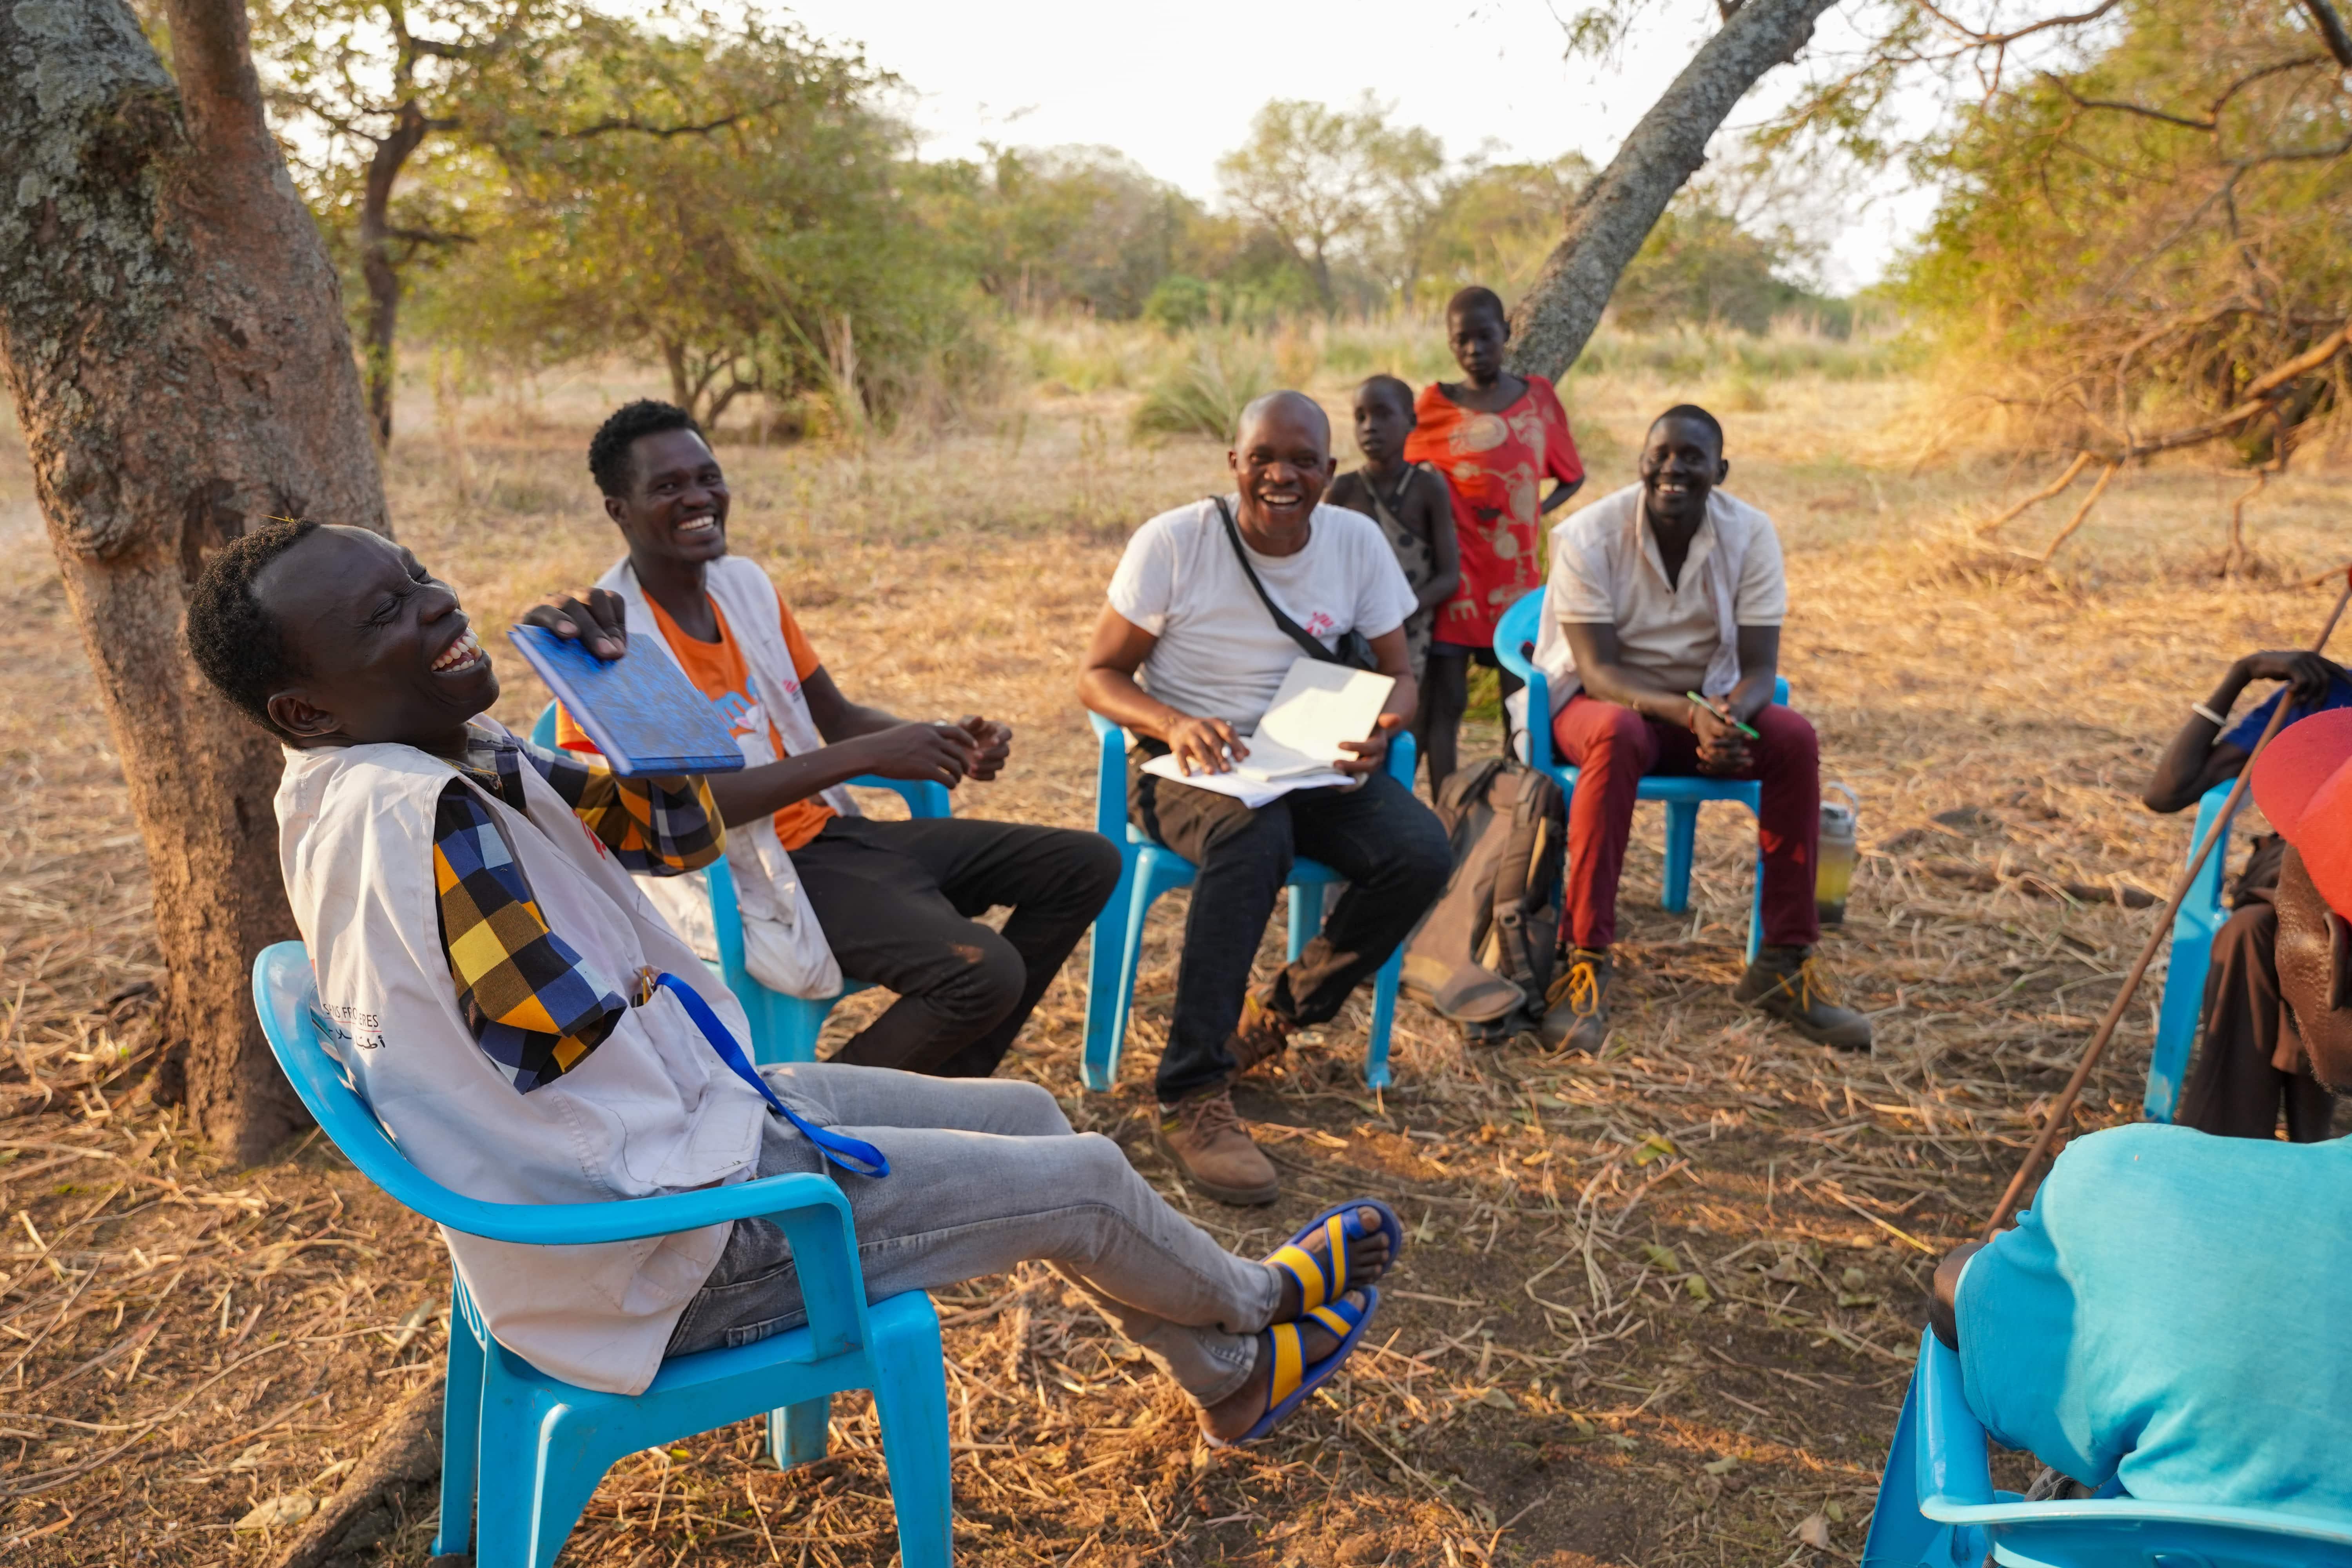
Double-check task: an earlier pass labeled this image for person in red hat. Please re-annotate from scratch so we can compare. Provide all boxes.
[1918,708,2352,1519]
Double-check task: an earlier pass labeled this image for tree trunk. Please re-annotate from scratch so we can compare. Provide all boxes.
[0,0,388,1162]
[1508,0,1840,381]
[359,101,431,444]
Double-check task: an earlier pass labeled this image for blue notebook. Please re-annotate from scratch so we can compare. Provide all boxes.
[505,624,747,777]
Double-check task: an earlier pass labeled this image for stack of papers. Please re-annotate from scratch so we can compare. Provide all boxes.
[1142,659,1396,804]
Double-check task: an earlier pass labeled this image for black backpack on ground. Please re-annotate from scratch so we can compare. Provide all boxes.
[1400,758,1566,1043]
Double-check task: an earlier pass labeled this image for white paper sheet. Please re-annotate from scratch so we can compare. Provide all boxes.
[1140,752,1355,806]
[1231,659,1397,781]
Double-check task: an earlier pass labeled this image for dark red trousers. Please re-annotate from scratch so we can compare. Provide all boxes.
[1550,693,1822,951]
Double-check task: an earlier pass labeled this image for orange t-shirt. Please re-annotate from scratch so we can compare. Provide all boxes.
[556,586,834,851]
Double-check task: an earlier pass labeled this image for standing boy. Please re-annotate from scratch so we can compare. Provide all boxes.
[1327,374,1459,782]
[1405,286,1585,793]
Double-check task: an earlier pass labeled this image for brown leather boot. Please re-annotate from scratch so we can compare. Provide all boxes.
[1540,948,1613,1054]
[1734,946,1873,1051]
[1226,991,1296,1075]
[1158,1087,1280,1205]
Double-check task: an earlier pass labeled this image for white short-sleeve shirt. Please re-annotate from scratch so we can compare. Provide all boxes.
[1107,497,1416,733]
[1532,484,1787,712]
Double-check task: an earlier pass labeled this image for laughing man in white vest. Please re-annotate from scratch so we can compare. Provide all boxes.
[186,519,1399,1439]
[556,399,1122,1080]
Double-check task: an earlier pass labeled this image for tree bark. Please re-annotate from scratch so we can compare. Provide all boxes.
[0,0,387,1162]
[359,102,431,444]
[1508,0,1840,381]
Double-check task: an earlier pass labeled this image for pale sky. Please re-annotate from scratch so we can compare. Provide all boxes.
[772,0,1940,291]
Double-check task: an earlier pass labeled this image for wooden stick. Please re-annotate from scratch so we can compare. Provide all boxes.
[1976,450,2092,537]
[2034,459,2120,564]
[1982,568,2352,1238]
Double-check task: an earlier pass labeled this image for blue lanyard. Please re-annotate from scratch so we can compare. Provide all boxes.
[651,973,890,1179]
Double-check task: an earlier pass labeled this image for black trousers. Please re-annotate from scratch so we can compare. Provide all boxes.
[793,815,1123,1077]
[1128,759,1452,1104]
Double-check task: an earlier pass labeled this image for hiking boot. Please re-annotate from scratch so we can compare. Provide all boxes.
[1158,1087,1280,1205]
[1734,945,1874,1051]
[1226,990,1296,1076]
[1540,948,1613,1054]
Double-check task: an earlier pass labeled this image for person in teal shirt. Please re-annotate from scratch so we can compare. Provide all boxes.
[1931,706,2352,1521]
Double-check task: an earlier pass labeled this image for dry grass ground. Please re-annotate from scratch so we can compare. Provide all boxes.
[2,338,2348,1568]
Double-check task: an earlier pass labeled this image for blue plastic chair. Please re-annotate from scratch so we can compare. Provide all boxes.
[1492,589,1788,963]
[1862,1328,2352,1566]
[1078,713,1416,1092]
[531,701,951,1064]
[2144,779,2239,1124]
[250,943,952,1568]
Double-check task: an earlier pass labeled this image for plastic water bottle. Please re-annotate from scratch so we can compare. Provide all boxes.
[1817,784,1859,925]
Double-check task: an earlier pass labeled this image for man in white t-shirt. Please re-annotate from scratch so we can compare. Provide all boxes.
[1529,405,1869,1055]
[1080,391,1452,1204]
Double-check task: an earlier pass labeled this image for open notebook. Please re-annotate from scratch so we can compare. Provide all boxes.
[1231,658,1397,781]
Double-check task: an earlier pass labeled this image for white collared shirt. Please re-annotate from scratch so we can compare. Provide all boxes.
[1530,484,1787,713]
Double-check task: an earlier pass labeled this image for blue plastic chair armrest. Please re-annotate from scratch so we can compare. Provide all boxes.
[848,775,952,819]
[1915,1331,1994,1509]
[1088,712,1129,839]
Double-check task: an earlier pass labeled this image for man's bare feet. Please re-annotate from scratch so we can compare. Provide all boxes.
[1273,1206,1394,1318]
[1199,1289,1370,1444]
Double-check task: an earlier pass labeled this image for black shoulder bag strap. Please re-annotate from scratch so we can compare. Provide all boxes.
[1209,496,1377,671]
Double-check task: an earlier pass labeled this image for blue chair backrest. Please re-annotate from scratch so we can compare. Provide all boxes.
[250,942,872,1355]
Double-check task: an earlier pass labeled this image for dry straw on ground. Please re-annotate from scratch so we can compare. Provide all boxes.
[1,335,2347,1567]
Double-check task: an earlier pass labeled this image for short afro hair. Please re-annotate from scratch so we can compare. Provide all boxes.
[1356,373,1416,415]
[1447,285,1506,325]
[185,518,319,736]
[1654,403,1726,450]
[588,399,702,498]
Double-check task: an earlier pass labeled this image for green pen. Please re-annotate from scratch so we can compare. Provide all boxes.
[1687,691,1759,739]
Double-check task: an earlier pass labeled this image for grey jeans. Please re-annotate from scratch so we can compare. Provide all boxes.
[665,1064,1281,1405]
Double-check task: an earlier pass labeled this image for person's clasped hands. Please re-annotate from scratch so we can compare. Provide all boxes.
[1688,695,1751,776]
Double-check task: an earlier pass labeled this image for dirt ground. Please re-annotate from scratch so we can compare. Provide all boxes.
[2,354,2348,1568]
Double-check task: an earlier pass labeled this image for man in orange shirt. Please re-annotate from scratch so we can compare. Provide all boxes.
[557,400,1121,1077]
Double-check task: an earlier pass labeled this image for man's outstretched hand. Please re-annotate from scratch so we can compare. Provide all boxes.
[523,588,629,660]
[1166,714,1247,775]
[956,715,1013,781]
[1335,713,1403,777]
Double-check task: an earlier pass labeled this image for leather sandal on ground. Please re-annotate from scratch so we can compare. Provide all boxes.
[1226,991,1296,1075]
[1541,948,1613,1054]
[1158,1087,1280,1205]
[1207,1290,1379,1447]
[1265,1199,1404,1310]
[1733,946,1873,1051]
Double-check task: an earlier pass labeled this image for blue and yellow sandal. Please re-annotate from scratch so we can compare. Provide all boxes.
[1216,1289,1380,1446]
[1266,1198,1404,1313]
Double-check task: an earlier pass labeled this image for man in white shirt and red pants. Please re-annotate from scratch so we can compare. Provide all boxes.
[1532,405,1871,1054]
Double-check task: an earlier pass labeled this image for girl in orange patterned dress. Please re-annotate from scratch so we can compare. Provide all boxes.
[1404,286,1585,791]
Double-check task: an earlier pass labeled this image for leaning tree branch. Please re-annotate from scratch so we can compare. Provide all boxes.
[2299,0,2352,69]
[546,96,799,142]
[1510,0,1839,379]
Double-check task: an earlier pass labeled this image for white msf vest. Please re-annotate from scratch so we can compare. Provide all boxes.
[593,554,850,998]
[276,726,766,1395]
